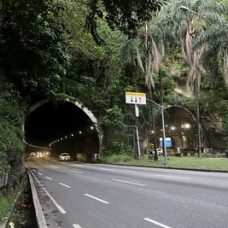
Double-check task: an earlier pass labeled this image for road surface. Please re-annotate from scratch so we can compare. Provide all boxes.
[26,159,228,228]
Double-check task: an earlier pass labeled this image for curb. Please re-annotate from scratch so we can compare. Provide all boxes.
[101,163,228,173]
[27,171,48,228]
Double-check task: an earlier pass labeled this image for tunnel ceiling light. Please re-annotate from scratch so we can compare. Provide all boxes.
[79,131,82,134]
[181,123,191,129]
[185,123,191,129]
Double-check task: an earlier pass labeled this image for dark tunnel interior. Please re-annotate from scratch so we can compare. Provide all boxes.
[24,101,99,161]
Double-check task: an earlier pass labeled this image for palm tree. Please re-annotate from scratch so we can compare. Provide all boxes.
[194,3,228,88]
[159,0,227,157]
[120,18,165,160]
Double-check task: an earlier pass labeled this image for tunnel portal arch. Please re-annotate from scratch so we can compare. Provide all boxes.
[155,105,198,152]
[24,99,102,162]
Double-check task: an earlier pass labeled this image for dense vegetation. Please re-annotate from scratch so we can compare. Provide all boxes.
[0,0,228,170]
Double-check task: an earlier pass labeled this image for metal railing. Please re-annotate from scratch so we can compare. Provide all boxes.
[0,172,9,189]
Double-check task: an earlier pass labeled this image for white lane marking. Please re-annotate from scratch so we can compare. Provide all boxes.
[45,176,53,180]
[70,164,83,167]
[70,170,82,174]
[84,194,109,204]
[72,224,82,228]
[98,168,115,171]
[112,179,146,187]
[153,175,190,180]
[31,171,66,214]
[144,218,172,228]
[59,182,71,189]
[38,172,43,176]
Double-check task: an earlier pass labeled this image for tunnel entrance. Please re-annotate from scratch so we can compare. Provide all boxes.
[154,106,197,154]
[24,100,100,162]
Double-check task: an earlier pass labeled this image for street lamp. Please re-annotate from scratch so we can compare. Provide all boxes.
[180,6,212,25]
[146,98,168,165]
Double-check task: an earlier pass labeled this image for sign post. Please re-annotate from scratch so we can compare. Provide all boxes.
[125,92,146,157]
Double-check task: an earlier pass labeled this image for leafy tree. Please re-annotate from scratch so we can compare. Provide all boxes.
[84,0,162,44]
[0,0,69,98]
[0,79,25,173]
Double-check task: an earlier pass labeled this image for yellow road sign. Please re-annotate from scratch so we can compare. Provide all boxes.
[125,92,146,105]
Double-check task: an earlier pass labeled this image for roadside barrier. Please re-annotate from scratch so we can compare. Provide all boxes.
[27,170,48,228]
[0,172,9,189]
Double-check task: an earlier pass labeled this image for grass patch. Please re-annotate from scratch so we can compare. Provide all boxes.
[102,155,228,171]
[0,188,19,224]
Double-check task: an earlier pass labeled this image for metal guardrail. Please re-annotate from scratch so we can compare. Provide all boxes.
[0,172,9,189]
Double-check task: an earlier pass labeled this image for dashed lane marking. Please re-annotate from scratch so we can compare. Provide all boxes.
[73,224,82,228]
[45,176,53,180]
[84,194,109,204]
[59,182,71,189]
[144,218,172,228]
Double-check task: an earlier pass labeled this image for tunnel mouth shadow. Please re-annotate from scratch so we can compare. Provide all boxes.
[24,100,100,162]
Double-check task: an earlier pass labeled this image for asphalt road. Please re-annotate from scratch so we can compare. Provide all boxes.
[26,159,228,228]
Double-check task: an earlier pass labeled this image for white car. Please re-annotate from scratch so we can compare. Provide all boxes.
[59,153,71,161]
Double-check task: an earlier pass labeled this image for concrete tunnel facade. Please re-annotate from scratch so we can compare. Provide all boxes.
[24,99,102,162]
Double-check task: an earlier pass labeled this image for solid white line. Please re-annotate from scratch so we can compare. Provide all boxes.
[84,194,109,204]
[70,170,82,174]
[59,182,71,189]
[144,218,172,228]
[38,172,43,176]
[112,179,146,187]
[31,171,66,214]
[98,168,115,171]
[45,176,53,180]
[72,224,82,228]
[154,175,190,180]
[71,164,83,167]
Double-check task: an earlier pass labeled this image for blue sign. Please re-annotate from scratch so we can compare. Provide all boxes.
[159,137,172,148]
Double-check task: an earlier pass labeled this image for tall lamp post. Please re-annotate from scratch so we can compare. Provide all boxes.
[146,98,167,165]
[180,5,211,157]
